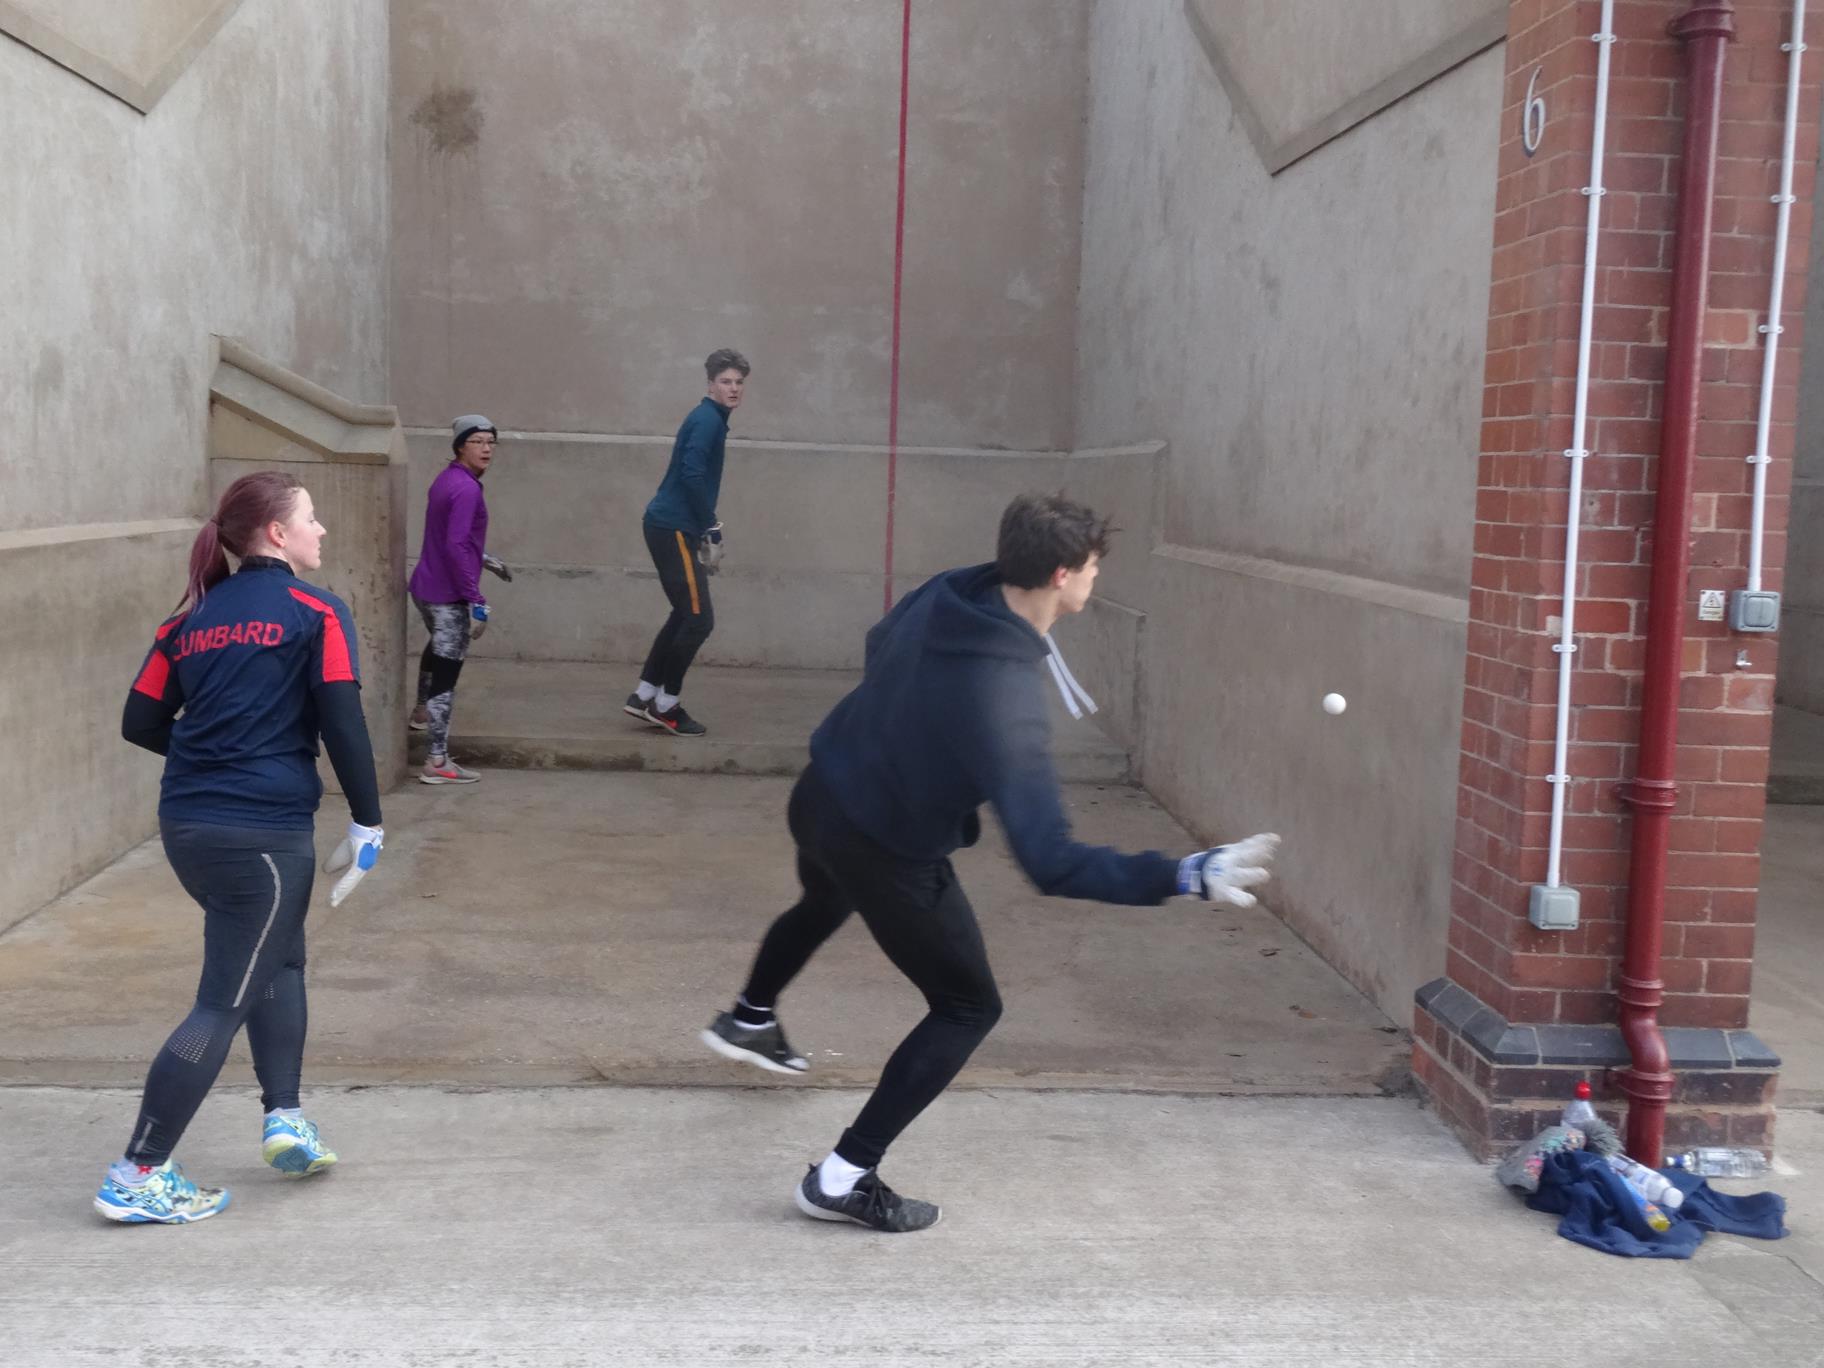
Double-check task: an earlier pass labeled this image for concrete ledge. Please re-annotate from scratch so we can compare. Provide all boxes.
[1182,0,1506,174]
[0,0,246,114]
[398,661,1132,784]
[405,430,1162,669]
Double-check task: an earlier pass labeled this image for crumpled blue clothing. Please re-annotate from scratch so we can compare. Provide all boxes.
[1525,1149,1787,1258]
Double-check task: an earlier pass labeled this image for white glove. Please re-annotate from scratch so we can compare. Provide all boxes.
[696,522,725,574]
[323,821,384,908]
[1177,833,1279,907]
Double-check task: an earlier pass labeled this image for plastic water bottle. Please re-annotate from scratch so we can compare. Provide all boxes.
[1562,1080,1599,1128]
[1666,1147,1769,1178]
[1606,1153,1684,1211]
[1610,1173,1673,1232]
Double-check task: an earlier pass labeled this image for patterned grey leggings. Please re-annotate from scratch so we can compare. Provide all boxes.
[413,597,470,759]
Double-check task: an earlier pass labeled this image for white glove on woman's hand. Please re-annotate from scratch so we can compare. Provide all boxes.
[323,821,384,908]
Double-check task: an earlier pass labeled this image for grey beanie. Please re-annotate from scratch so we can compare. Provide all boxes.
[451,414,497,451]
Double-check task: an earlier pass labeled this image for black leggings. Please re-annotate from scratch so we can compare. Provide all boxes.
[124,823,314,1165]
[639,522,714,695]
[741,769,1003,1170]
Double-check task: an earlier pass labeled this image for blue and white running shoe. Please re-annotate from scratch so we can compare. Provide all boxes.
[262,1113,338,1176]
[93,1160,230,1224]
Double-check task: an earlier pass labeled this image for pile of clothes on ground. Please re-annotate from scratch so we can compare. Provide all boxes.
[1496,1117,1786,1258]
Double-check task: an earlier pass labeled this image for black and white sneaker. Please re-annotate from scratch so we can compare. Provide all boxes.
[645,702,706,736]
[623,692,657,724]
[794,1165,941,1233]
[700,1012,808,1074]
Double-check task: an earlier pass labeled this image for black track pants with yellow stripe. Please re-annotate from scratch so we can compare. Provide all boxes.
[639,520,715,695]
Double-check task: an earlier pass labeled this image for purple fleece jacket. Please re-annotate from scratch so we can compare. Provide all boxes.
[409,462,489,605]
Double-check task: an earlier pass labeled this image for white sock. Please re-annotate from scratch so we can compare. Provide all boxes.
[266,1107,302,1121]
[655,690,679,712]
[109,1159,155,1186]
[635,680,658,702]
[817,1152,869,1198]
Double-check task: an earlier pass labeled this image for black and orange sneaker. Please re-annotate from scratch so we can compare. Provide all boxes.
[644,702,706,736]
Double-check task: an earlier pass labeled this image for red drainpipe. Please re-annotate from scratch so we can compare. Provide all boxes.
[1616,0,1735,1166]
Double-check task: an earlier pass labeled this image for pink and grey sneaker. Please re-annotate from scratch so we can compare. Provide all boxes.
[420,756,481,784]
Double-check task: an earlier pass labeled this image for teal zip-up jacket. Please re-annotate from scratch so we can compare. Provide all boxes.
[643,397,730,537]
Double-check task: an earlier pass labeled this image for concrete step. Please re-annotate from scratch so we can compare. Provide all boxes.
[1770,705,1824,805]
[403,660,1133,782]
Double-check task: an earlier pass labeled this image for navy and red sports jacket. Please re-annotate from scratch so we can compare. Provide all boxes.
[125,557,382,830]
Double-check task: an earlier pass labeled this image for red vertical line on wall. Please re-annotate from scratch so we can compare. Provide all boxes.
[884,0,912,613]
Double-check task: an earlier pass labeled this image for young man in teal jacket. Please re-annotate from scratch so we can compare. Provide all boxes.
[625,349,749,737]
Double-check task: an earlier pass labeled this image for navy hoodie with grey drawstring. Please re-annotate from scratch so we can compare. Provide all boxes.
[808,563,1181,906]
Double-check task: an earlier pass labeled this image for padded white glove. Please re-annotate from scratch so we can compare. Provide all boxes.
[1177,833,1280,907]
[323,821,384,908]
[697,522,725,574]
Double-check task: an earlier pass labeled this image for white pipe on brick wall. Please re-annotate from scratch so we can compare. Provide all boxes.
[1747,0,1807,591]
[1545,0,1618,891]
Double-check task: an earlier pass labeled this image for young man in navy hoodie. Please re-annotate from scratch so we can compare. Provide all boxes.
[701,492,1279,1232]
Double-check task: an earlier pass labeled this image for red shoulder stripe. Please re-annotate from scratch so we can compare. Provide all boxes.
[132,614,188,698]
[287,588,356,683]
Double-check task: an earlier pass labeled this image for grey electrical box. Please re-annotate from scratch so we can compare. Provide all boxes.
[1728,589,1781,633]
[1528,884,1581,931]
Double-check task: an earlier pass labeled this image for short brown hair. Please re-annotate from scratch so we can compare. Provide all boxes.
[995,493,1113,589]
[705,348,750,380]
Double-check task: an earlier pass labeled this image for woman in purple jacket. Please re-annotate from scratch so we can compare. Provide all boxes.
[407,415,501,784]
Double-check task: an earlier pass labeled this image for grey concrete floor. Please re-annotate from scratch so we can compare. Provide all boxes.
[1753,804,1824,1106]
[0,770,1405,1096]
[3,1087,1819,1367]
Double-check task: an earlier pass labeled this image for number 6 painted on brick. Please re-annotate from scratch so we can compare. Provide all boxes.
[1523,67,1547,155]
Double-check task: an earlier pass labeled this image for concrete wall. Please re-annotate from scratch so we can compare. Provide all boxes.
[403,432,1159,675]
[0,0,390,928]
[390,0,1087,451]
[1779,149,1824,716]
[1072,0,1503,1020]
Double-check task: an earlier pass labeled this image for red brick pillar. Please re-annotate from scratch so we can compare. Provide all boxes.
[1413,0,1823,1158]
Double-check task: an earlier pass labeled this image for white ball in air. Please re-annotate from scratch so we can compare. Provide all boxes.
[1322,693,1347,716]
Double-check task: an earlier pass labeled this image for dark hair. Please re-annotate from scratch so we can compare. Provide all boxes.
[705,348,751,381]
[995,492,1114,590]
[180,472,305,612]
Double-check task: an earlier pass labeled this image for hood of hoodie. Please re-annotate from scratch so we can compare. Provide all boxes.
[920,563,1048,664]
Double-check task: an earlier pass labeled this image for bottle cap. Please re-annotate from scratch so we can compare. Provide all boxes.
[1575,1080,1591,1099]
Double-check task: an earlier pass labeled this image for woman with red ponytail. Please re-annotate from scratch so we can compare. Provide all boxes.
[94,473,386,1225]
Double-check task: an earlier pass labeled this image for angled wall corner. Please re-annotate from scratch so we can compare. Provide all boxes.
[209,337,408,790]
[1183,0,1506,174]
[0,0,246,113]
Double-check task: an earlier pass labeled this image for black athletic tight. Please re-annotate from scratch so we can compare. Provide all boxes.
[125,823,313,1165]
[741,768,1003,1170]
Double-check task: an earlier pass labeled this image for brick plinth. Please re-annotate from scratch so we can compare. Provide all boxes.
[1416,0,1824,1158]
